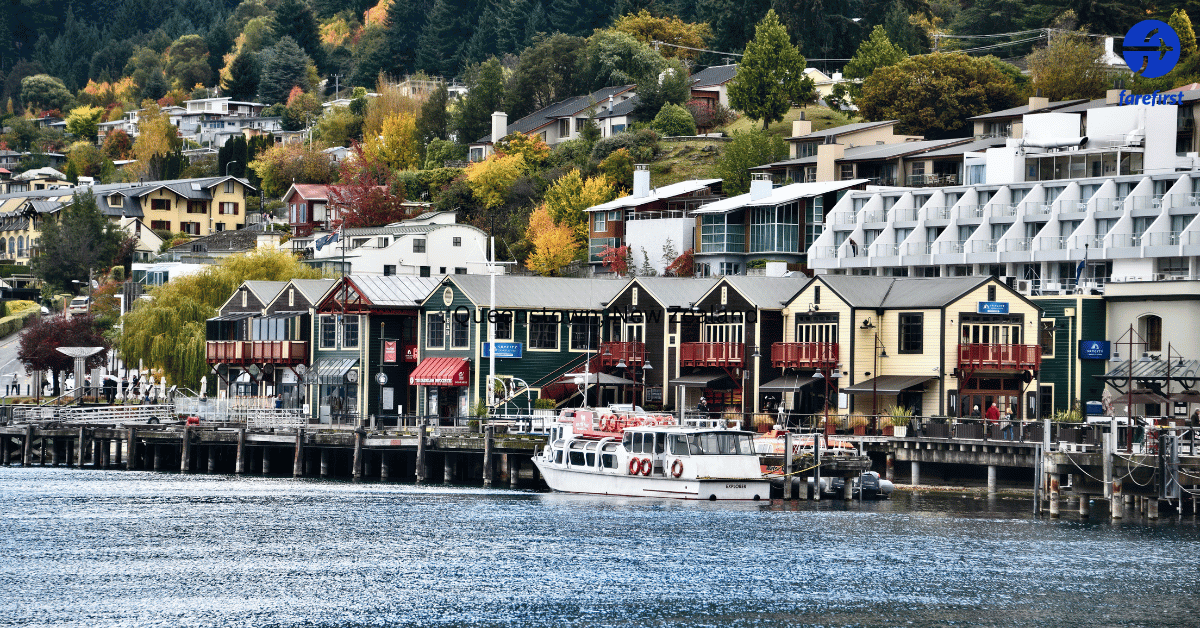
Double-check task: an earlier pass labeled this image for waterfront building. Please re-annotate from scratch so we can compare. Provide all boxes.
[205,280,293,397]
[1028,294,1108,418]
[778,275,1043,420]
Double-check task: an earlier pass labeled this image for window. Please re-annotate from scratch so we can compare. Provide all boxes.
[530,315,558,350]
[797,142,818,158]
[181,221,201,235]
[452,237,461,247]
[342,315,359,348]
[419,266,431,277]
[1141,315,1162,352]
[449,312,469,348]
[427,312,446,348]
[570,316,600,350]
[1039,320,1055,358]
[151,220,171,231]
[151,198,170,211]
[383,265,396,276]
[700,215,745,253]
[718,262,740,275]
[898,313,923,353]
[748,202,800,253]
[455,267,467,274]
[219,202,239,215]
[840,164,854,180]
[413,239,426,253]
[215,223,225,231]
[224,181,234,193]
[186,201,206,214]
[594,212,607,232]
[794,314,837,344]
[321,315,337,348]
[493,312,513,340]
[440,267,447,274]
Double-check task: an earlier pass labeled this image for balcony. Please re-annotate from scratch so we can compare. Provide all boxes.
[598,341,645,367]
[957,343,1041,372]
[206,340,309,365]
[680,342,744,367]
[771,342,838,370]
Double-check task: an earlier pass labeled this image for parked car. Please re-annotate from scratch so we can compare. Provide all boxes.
[68,296,89,315]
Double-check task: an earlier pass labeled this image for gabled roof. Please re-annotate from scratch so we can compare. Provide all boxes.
[619,277,720,308]
[586,178,721,212]
[595,96,638,120]
[347,275,443,307]
[476,85,636,143]
[693,180,867,214]
[434,276,625,309]
[719,275,813,309]
[285,183,333,201]
[691,64,738,88]
[788,120,895,142]
[169,228,261,252]
[816,275,991,309]
[967,99,1089,121]
[243,280,289,304]
[290,279,338,304]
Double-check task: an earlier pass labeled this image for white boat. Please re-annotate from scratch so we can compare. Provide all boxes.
[532,407,770,501]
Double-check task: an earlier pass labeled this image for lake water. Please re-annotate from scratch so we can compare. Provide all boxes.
[1,467,1198,627]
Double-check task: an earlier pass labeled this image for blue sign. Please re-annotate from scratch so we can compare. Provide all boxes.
[482,342,523,359]
[977,301,1009,314]
[1123,20,1180,78]
[1078,340,1111,360]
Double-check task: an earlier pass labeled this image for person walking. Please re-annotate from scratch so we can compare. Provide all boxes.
[697,396,709,421]
[985,402,1000,440]
[1002,408,1014,440]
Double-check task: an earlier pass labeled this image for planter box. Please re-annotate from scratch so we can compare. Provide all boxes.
[927,423,951,438]
[853,425,867,435]
[893,425,907,438]
[882,425,894,436]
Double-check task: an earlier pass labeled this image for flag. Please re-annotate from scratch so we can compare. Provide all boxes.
[1075,259,1085,283]
[314,228,341,251]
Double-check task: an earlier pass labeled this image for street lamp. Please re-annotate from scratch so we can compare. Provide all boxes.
[617,359,627,405]
[641,362,652,408]
[872,333,888,426]
[1113,324,1147,453]
[226,160,237,177]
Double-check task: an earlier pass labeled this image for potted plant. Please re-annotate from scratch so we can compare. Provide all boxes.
[883,404,912,437]
[849,415,869,435]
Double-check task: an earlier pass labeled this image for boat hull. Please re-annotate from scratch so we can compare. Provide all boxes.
[533,459,769,500]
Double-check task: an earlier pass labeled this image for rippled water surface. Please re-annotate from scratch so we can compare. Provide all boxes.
[1,467,1198,627]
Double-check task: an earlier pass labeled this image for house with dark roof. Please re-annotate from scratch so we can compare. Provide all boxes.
[778,275,1042,426]
[289,211,490,277]
[468,85,637,161]
[690,64,738,108]
[967,96,1090,140]
[167,227,286,262]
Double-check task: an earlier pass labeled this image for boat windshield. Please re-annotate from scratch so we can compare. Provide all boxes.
[669,432,754,455]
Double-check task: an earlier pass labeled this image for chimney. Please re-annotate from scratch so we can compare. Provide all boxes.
[633,164,651,198]
[491,111,508,143]
[1106,79,1127,105]
[1028,88,1049,111]
[792,117,812,137]
[750,172,774,200]
[607,95,615,111]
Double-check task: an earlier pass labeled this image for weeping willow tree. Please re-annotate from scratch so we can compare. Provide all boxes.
[120,248,325,389]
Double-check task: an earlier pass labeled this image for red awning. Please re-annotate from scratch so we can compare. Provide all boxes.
[410,357,470,386]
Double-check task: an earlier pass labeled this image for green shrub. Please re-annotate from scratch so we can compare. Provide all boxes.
[5,300,38,316]
[534,398,557,409]
[591,129,659,163]
[0,308,38,337]
[0,264,29,278]
[651,103,697,137]
[394,167,464,202]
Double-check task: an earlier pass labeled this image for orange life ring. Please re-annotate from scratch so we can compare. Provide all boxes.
[628,457,640,475]
[640,457,653,476]
[670,459,683,478]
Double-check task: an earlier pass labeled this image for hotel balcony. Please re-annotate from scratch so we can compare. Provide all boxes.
[598,341,645,367]
[206,340,309,366]
[957,343,1041,373]
[680,342,744,367]
[771,342,838,370]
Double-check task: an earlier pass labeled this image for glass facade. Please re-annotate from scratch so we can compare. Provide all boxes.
[700,215,745,253]
[747,202,800,253]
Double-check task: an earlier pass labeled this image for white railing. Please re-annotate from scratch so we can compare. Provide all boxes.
[957,204,984,219]
[15,404,176,425]
[927,206,952,220]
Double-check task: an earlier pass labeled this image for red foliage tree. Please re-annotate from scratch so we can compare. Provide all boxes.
[598,244,632,276]
[18,314,110,396]
[327,143,419,229]
[664,248,694,277]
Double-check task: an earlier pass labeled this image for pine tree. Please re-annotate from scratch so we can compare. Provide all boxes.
[463,6,501,65]
[526,2,548,43]
[727,9,811,129]
[274,0,327,72]
[223,50,261,101]
[417,83,451,145]
[498,0,531,54]
[385,0,431,75]
[453,58,506,143]
[416,0,471,77]
[258,37,313,104]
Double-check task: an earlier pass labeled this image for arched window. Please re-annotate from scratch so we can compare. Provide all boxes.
[1139,315,1162,352]
[16,236,23,257]
[7,238,13,257]
[0,238,7,255]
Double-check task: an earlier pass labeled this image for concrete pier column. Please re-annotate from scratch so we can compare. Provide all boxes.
[207,445,216,473]
[843,475,854,500]
[0,435,8,465]
[885,451,895,482]
[1111,479,1123,519]
[114,438,122,468]
[783,432,793,500]
[482,425,493,487]
[126,428,137,470]
[910,461,921,486]
[987,465,997,494]
[77,427,87,467]
[23,426,34,466]
[1079,496,1091,518]
[380,451,391,481]
[94,439,103,468]
[234,428,246,473]
[320,449,330,477]
[415,420,427,484]
[509,455,519,488]
[293,430,304,479]
[40,435,47,466]
[180,426,192,473]
[1048,475,1060,518]
[153,444,163,470]
[444,452,454,484]
[51,438,59,466]
[1149,497,1159,520]
[262,447,271,475]
[352,431,364,480]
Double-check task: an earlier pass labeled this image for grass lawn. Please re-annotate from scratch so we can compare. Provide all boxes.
[648,139,725,187]
[719,105,856,138]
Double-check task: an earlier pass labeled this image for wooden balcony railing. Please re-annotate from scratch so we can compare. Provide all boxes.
[206,340,309,365]
[680,342,744,367]
[957,343,1041,372]
[771,342,838,369]
[598,341,645,367]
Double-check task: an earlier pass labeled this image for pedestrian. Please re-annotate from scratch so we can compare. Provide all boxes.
[971,404,981,418]
[1002,408,1014,440]
[274,394,283,409]
[697,396,709,420]
[7,373,15,396]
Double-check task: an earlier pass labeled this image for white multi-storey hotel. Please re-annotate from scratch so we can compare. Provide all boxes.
[808,91,1200,292]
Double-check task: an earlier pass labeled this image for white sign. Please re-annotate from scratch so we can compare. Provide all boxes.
[382,387,394,410]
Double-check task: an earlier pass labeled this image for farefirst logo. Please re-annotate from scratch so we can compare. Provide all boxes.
[1122,20,1180,78]
[1116,89,1185,105]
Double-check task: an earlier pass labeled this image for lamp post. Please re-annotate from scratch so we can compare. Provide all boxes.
[617,359,627,405]
[226,160,237,177]
[873,333,888,428]
[641,362,652,408]
[1112,324,1146,454]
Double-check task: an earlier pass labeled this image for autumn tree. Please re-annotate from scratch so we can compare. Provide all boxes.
[597,147,634,192]
[65,105,105,144]
[30,193,124,291]
[102,129,133,160]
[64,143,112,182]
[120,249,324,389]
[543,169,616,247]
[1027,29,1107,101]
[1171,9,1198,59]
[129,102,184,181]
[248,142,338,197]
[598,244,632,276]
[465,153,526,210]
[362,112,421,170]
[525,205,580,276]
[19,314,109,397]
[727,10,813,129]
[494,132,551,169]
[328,144,416,228]
[611,10,712,61]
[166,34,212,90]
[859,53,1021,139]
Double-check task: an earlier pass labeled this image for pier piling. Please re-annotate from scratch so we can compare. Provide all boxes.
[885,452,894,482]
[127,428,137,471]
[444,453,453,483]
[352,431,363,480]
[1111,479,1123,519]
[23,426,34,466]
[415,420,427,483]
[910,461,920,486]
[1049,476,1060,518]
[482,425,493,487]
[380,451,390,481]
[262,446,271,475]
[320,449,329,477]
[293,430,304,479]
[77,427,86,467]
[987,465,997,494]
[235,428,246,474]
[180,426,192,473]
